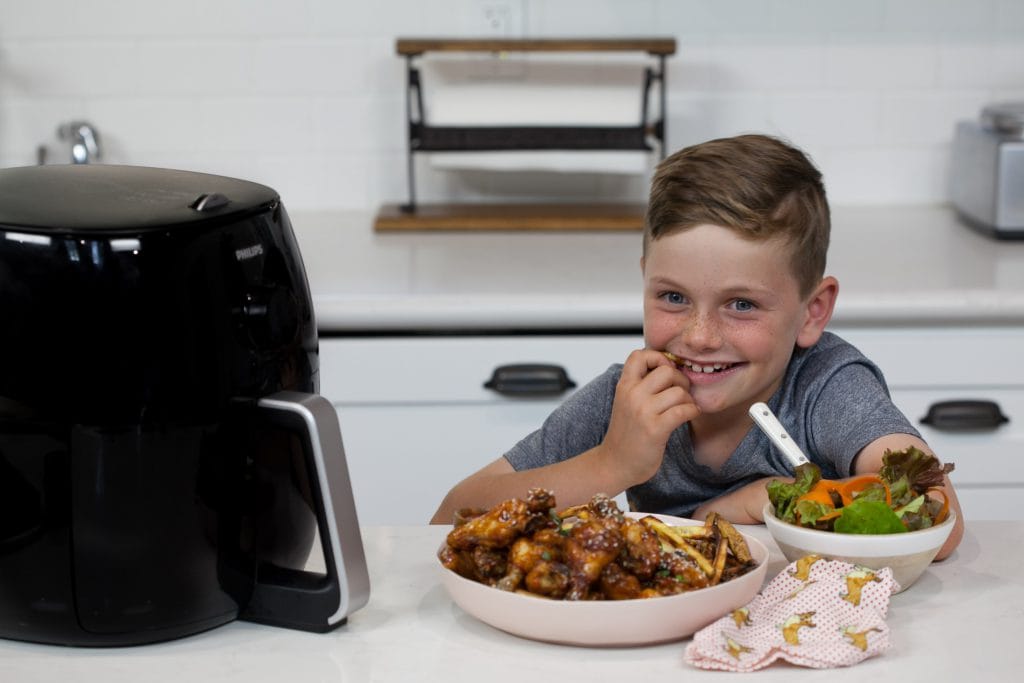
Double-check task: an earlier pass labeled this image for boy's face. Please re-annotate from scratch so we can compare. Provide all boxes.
[642,223,827,421]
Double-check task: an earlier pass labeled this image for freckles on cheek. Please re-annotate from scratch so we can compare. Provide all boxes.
[733,322,782,359]
[643,316,676,347]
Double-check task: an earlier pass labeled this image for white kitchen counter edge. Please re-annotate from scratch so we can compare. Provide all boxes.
[312,291,1024,331]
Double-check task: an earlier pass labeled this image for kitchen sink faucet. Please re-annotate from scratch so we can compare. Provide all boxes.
[58,121,101,164]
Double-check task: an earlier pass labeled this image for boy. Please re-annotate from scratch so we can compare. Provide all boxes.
[431,134,963,560]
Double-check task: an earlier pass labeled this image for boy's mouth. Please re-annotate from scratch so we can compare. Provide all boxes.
[663,351,735,374]
[683,360,734,374]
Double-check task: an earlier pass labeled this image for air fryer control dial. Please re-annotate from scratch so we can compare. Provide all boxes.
[236,286,301,351]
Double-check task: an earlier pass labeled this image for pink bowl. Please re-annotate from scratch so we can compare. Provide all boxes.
[437,513,769,647]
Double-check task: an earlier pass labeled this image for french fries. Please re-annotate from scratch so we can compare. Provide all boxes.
[639,514,753,585]
[712,513,753,564]
[640,515,716,577]
[711,528,730,585]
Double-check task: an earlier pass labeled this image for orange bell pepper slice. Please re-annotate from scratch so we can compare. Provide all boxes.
[796,480,842,507]
[838,474,891,506]
[794,474,892,516]
[927,487,950,524]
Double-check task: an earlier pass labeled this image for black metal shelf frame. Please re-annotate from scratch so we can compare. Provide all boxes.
[400,49,669,213]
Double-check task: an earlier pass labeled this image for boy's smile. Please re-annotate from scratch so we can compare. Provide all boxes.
[677,360,740,383]
[642,223,835,426]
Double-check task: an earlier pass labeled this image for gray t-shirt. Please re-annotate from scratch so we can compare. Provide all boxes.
[503,332,921,517]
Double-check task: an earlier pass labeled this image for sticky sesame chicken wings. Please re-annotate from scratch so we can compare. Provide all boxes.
[439,490,758,601]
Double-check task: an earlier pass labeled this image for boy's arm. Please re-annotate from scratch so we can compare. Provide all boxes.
[692,477,777,525]
[431,349,699,524]
[431,446,623,524]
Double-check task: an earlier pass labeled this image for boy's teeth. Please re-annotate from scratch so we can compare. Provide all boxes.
[685,361,731,373]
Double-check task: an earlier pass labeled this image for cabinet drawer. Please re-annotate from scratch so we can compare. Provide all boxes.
[890,389,1024,486]
[320,335,643,404]
[833,326,1024,387]
[951,487,1022,521]
[886,388,1024,520]
[336,402,557,525]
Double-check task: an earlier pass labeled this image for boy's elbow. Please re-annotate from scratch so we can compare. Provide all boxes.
[430,508,451,525]
[431,489,461,525]
[932,510,965,562]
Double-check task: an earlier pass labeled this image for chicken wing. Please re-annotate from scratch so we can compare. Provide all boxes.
[619,516,661,580]
[498,528,565,591]
[598,561,643,600]
[655,551,711,594]
[446,497,533,550]
[524,560,571,598]
[438,544,507,585]
[564,516,624,600]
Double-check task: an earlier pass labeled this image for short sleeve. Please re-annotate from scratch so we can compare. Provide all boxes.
[806,362,921,477]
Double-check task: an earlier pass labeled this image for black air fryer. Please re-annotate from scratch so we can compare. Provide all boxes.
[0,164,369,646]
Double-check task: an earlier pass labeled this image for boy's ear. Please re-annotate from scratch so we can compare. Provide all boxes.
[796,276,839,348]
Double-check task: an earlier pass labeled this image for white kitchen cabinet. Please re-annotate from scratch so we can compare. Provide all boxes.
[318,336,642,525]
[319,327,1024,524]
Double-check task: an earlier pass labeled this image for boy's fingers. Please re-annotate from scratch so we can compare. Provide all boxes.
[646,382,690,410]
[650,386,700,423]
[622,348,686,384]
[658,405,701,433]
[620,348,657,379]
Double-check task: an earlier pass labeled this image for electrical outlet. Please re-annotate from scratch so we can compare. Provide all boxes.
[474,0,524,37]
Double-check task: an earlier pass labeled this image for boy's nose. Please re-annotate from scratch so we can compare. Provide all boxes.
[679,311,723,352]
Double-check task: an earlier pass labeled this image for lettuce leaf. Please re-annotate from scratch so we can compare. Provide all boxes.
[833,499,907,534]
[879,446,954,506]
[849,482,888,504]
[794,499,833,527]
[895,494,926,518]
[900,496,946,531]
[766,462,822,523]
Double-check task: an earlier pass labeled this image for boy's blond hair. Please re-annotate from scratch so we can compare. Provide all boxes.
[644,134,830,298]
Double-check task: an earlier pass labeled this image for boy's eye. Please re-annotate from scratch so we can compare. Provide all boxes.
[662,292,687,305]
[731,299,756,312]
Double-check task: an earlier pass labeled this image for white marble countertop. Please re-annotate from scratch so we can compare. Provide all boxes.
[0,521,1015,682]
[292,204,1024,332]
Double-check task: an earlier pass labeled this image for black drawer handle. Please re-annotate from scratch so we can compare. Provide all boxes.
[483,364,577,397]
[919,400,1010,431]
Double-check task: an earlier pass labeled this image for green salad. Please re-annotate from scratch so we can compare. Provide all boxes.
[766,446,954,534]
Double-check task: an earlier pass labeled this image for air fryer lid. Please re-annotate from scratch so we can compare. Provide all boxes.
[0,164,279,234]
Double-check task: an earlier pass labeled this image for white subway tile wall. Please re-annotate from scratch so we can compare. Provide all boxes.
[0,0,1021,210]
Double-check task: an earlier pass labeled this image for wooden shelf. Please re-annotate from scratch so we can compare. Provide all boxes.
[373,202,645,232]
[396,37,677,56]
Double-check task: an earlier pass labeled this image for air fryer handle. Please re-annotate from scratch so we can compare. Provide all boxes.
[240,391,370,632]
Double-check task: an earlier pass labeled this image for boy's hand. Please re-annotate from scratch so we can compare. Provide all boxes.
[601,349,700,486]
[693,477,778,524]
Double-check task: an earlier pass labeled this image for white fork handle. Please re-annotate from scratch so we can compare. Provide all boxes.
[748,402,810,470]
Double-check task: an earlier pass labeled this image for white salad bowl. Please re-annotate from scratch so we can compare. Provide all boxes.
[762,502,955,592]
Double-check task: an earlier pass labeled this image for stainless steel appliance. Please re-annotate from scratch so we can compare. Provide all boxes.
[950,101,1024,239]
[0,165,370,645]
